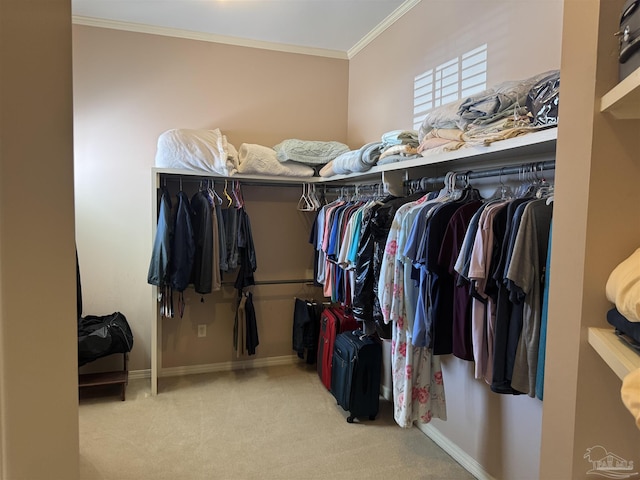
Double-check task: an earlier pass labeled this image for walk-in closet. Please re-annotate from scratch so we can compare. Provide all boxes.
[2,0,639,479]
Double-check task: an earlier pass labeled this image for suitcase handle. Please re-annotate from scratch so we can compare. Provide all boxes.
[620,35,640,64]
[621,0,639,22]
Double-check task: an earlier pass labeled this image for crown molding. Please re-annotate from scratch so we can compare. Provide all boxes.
[72,15,349,60]
[347,0,421,59]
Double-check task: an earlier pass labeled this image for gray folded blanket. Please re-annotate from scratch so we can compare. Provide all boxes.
[273,139,350,165]
[331,142,383,175]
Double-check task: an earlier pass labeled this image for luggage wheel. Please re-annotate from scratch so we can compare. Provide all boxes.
[346,415,375,423]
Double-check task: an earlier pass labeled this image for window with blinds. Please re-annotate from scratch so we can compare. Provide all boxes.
[413,44,487,130]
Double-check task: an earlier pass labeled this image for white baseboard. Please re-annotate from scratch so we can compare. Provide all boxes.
[380,384,393,402]
[129,369,151,380]
[416,423,496,480]
[158,355,300,378]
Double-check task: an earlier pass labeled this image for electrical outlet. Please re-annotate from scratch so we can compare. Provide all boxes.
[197,324,206,337]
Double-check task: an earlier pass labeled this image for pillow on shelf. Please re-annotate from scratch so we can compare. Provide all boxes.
[155,128,238,176]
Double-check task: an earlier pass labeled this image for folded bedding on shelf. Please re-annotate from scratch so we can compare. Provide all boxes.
[319,142,383,177]
[235,143,315,177]
[155,128,238,176]
[376,143,420,166]
[417,70,560,145]
[457,70,555,127]
[273,139,350,165]
[381,130,419,150]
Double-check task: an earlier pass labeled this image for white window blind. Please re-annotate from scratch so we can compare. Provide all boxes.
[413,44,487,130]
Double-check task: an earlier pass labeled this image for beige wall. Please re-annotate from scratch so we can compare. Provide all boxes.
[347,1,563,479]
[348,0,564,147]
[541,1,640,478]
[72,26,349,373]
[0,0,79,478]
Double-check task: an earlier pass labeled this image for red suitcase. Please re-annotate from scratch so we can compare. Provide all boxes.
[316,306,358,391]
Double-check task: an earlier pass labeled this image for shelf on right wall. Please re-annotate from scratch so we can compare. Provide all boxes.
[588,328,640,380]
[600,65,640,119]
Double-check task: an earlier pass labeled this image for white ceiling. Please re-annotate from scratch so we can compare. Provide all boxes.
[71,0,415,57]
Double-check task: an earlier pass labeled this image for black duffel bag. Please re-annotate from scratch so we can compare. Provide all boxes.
[78,312,134,366]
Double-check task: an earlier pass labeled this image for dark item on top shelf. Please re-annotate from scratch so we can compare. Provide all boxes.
[526,70,560,127]
[78,312,134,366]
[331,330,382,423]
[618,0,640,81]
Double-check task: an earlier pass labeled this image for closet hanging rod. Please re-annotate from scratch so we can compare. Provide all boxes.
[404,160,556,186]
[220,278,316,286]
[158,175,305,189]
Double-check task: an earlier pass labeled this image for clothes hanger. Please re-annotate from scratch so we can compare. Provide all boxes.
[534,164,553,200]
[297,184,315,212]
[223,179,233,207]
[232,181,244,208]
[488,167,514,200]
[309,184,321,209]
[208,180,223,205]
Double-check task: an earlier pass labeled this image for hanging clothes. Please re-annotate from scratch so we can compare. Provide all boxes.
[378,192,447,428]
[505,199,553,397]
[223,207,240,271]
[234,206,257,291]
[170,191,195,293]
[488,198,531,394]
[209,194,222,292]
[244,291,259,355]
[190,190,214,294]
[148,187,172,288]
[437,200,484,361]
[215,201,229,274]
[292,298,322,364]
[535,221,553,400]
[234,293,247,357]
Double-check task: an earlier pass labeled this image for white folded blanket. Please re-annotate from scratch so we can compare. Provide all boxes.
[155,128,238,176]
[235,143,315,177]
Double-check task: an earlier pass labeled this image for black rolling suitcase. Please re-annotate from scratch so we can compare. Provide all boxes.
[331,330,382,423]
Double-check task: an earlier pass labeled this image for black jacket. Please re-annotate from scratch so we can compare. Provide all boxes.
[190,191,213,294]
[170,191,195,292]
[352,194,423,339]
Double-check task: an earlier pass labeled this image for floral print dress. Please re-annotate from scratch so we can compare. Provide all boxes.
[378,196,447,428]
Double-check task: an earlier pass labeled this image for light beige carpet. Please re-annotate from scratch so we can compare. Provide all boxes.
[79,363,474,480]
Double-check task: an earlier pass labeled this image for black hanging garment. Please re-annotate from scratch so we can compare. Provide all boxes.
[190,190,214,294]
[234,206,257,291]
[170,191,195,292]
[292,298,322,364]
[244,292,259,355]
